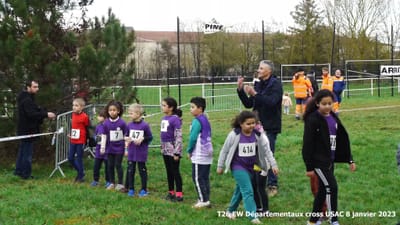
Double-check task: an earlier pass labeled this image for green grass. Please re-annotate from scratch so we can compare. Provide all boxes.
[0,96,400,225]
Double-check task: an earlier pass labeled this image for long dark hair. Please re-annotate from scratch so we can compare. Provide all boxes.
[231,111,257,129]
[303,90,335,121]
[163,97,182,118]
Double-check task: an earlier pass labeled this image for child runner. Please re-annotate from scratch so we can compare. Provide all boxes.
[302,90,356,225]
[186,97,213,208]
[160,97,183,202]
[124,103,153,197]
[217,111,279,224]
[91,110,110,187]
[68,98,89,182]
[103,100,128,191]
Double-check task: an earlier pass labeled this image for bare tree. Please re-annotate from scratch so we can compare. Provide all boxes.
[322,0,389,38]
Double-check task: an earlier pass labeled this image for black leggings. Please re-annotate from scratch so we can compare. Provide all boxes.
[163,155,182,192]
[126,161,147,191]
[252,171,268,211]
[310,168,338,223]
[93,158,109,182]
[107,153,124,184]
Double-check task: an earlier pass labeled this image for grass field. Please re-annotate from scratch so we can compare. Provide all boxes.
[0,95,399,225]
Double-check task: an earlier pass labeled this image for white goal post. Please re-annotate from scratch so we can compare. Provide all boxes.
[280,63,331,81]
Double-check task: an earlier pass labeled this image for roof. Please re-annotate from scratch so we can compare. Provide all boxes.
[135,31,200,43]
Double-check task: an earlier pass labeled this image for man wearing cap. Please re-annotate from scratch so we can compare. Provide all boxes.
[237,60,283,196]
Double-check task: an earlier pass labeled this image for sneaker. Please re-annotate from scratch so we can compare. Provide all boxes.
[192,200,211,208]
[267,186,278,197]
[106,183,115,190]
[226,211,236,220]
[90,181,99,187]
[251,218,262,224]
[306,222,316,225]
[128,189,135,197]
[115,184,124,191]
[165,193,175,201]
[120,187,128,193]
[175,196,183,202]
[75,177,85,183]
[315,220,322,225]
[138,189,148,197]
[105,182,111,188]
[331,222,340,225]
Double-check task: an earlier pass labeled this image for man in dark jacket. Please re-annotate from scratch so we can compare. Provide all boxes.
[237,60,283,196]
[14,80,56,179]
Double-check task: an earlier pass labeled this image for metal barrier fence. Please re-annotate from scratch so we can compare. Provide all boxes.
[49,104,163,178]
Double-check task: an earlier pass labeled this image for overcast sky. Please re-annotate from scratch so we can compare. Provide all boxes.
[84,0,302,32]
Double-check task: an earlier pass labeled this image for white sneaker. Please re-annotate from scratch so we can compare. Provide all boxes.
[106,183,115,190]
[115,184,124,191]
[251,218,262,224]
[226,211,236,220]
[192,201,211,208]
[331,222,340,225]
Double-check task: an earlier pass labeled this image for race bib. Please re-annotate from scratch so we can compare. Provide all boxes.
[95,135,102,144]
[238,143,256,157]
[110,130,123,142]
[129,129,144,140]
[71,129,80,139]
[161,120,169,132]
[330,135,337,151]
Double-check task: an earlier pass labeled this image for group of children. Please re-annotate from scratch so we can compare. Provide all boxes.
[66,96,215,205]
[68,87,355,225]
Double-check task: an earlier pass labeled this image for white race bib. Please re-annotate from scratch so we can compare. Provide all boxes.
[161,120,169,132]
[110,130,123,142]
[71,129,80,139]
[129,130,144,140]
[238,143,256,157]
[330,135,337,151]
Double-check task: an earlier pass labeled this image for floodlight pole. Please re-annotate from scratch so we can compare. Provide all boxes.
[331,23,336,72]
[177,16,182,105]
[391,24,394,97]
[262,20,265,59]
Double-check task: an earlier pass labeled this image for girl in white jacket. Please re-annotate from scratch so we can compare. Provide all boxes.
[217,111,279,224]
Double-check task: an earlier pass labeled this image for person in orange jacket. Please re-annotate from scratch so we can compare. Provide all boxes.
[292,68,312,120]
[320,67,339,113]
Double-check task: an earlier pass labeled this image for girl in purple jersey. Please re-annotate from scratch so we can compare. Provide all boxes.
[217,111,279,224]
[160,97,183,202]
[302,90,356,225]
[103,100,128,191]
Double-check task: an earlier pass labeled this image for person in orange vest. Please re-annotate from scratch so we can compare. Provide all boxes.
[333,69,346,112]
[292,68,312,120]
[320,67,339,113]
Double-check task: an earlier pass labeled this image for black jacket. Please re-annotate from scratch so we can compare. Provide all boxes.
[302,111,353,171]
[17,91,48,136]
[237,75,283,134]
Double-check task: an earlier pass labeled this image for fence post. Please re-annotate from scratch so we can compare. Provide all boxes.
[202,83,205,98]
[371,78,374,96]
[158,85,162,104]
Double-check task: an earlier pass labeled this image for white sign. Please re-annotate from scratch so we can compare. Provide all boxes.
[380,65,400,76]
[204,23,223,34]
